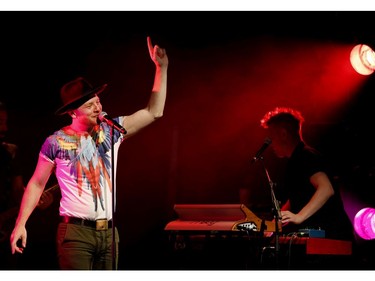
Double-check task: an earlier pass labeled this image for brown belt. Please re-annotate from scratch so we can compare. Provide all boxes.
[61,216,112,230]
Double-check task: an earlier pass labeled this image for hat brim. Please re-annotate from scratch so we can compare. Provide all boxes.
[55,84,107,115]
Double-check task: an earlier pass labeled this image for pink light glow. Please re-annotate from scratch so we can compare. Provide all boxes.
[354,208,375,240]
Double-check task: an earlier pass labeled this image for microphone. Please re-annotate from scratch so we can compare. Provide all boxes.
[98,112,127,134]
[251,137,272,163]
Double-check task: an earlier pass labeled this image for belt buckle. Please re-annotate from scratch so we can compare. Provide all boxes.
[96,219,108,231]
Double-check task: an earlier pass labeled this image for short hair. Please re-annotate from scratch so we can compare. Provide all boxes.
[260,107,304,138]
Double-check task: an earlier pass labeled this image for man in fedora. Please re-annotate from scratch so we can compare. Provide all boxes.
[10,36,168,270]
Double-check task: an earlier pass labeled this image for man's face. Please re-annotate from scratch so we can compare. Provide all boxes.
[267,125,287,158]
[73,95,102,127]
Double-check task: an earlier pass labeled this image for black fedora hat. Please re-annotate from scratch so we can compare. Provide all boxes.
[55,77,107,115]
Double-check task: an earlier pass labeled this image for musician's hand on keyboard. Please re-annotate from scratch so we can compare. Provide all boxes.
[280,210,303,225]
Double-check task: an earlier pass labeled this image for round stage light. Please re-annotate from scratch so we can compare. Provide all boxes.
[354,207,375,240]
[350,44,375,75]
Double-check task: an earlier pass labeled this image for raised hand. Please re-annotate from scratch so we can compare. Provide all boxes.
[147,36,168,68]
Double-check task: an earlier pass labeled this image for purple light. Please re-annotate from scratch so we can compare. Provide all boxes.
[354,208,375,240]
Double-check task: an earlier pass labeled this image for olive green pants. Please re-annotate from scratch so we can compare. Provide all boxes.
[56,222,119,270]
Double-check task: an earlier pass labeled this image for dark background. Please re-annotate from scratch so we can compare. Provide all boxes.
[1,11,375,270]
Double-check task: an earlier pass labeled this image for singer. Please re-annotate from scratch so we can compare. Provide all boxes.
[10,37,168,270]
[259,107,354,243]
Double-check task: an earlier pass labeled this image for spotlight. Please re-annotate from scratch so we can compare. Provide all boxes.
[350,44,375,75]
[354,207,375,240]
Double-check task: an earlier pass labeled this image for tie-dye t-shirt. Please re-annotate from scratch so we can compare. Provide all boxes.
[40,116,125,220]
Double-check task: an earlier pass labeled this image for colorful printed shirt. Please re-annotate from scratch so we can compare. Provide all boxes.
[40,116,125,220]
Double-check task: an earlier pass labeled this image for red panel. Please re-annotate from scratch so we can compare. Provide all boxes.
[278,237,352,255]
[306,238,352,255]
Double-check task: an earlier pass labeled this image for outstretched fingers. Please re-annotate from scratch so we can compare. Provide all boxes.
[147,36,167,66]
[147,36,156,59]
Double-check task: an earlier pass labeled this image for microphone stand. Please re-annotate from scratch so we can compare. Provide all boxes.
[259,156,281,269]
[110,126,117,270]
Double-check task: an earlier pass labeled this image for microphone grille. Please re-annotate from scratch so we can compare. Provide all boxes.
[265,137,272,145]
[98,111,107,121]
